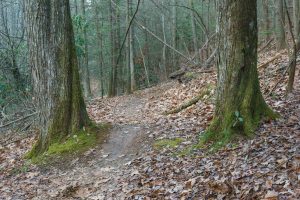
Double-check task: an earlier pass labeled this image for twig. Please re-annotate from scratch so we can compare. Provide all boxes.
[258,38,274,53]
[135,20,194,64]
[258,53,283,69]
[168,4,209,39]
[0,112,38,129]
[267,64,290,96]
[0,132,34,146]
[203,48,217,68]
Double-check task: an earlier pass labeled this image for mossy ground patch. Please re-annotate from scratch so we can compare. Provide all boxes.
[26,123,111,165]
[153,138,183,150]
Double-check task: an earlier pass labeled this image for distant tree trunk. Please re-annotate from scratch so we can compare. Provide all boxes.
[293,0,300,37]
[74,0,78,14]
[108,0,116,97]
[161,14,167,81]
[114,1,121,95]
[275,0,286,50]
[80,0,92,97]
[0,4,24,90]
[136,35,150,87]
[171,0,178,70]
[126,0,131,94]
[208,0,275,141]
[286,0,300,93]
[143,12,151,84]
[25,0,90,155]
[286,38,300,93]
[189,0,199,62]
[127,0,136,93]
[93,0,104,98]
[1,56,23,90]
[262,0,271,41]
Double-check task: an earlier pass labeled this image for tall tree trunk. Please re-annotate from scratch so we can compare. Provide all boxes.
[275,0,286,50]
[127,0,135,93]
[126,0,131,94]
[108,0,116,97]
[286,38,300,93]
[74,0,78,14]
[293,0,300,37]
[114,1,121,95]
[286,0,300,93]
[0,4,24,91]
[207,0,275,141]
[143,12,151,84]
[171,0,178,70]
[80,0,92,98]
[189,0,199,62]
[136,35,150,87]
[93,0,104,98]
[262,0,271,41]
[161,14,167,81]
[25,0,90,155]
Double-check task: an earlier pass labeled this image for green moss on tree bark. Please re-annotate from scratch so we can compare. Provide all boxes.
[202,0,278,146]
[25,0,95,158]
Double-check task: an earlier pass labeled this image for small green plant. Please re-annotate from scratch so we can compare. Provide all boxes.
[11,161,31,175]
[233,111,244,127]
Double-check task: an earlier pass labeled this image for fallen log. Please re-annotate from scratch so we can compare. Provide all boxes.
[163,86,212,115]
[258,53,283,69]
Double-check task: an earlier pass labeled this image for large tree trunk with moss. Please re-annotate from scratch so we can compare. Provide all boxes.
[25,0,90,155]
[208,0,275,141]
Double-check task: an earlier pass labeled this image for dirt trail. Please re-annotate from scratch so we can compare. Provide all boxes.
[1,83,170,199]
[95,96,150,168]
[31,95,153,199]
[56,95,155,199]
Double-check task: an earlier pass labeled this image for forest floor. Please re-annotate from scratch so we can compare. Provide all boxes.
[0,49,300,199]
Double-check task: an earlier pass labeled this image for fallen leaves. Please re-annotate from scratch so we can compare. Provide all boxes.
[0,49,299,199]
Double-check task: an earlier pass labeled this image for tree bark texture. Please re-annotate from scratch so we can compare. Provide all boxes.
[293,0,300,38]
[93,0,104,98]
[262,0,271,41]
[25,0,90,155]
[275,0,286,50]
[80,0,92,98]
[108,0,115,97]
[209,0,275,139]
[189,0,199,62]
[171,0,178,70]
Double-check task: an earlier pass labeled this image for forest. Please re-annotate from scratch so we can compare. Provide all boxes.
[0,0,299,199]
